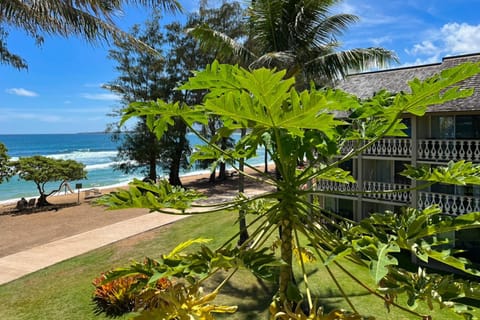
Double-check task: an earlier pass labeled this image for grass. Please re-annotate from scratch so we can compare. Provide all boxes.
[0,210,478,319]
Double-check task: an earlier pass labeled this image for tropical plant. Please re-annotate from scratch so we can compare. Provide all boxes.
[188,0,396,244]
[0,0,181,70]
[12,155,86,206]
[94,61,480,319]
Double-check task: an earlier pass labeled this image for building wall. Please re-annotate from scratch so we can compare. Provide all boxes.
[323,53,480,219]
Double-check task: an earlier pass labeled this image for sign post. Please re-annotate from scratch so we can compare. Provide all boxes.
[75,183,82,204]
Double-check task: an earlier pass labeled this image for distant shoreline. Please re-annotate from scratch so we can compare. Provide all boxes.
[0,168,214,207]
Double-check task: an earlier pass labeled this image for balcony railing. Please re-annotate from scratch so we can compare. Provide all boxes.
[317,180,411,203]
[362,181,411,203]
[318,180,480,216]
[364,138,412,158]
[418,139,480,162]
[340,138,480,162]
[418,192,480,216]
[340,139,412,157]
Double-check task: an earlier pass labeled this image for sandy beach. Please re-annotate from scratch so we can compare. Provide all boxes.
[0,165,275,258]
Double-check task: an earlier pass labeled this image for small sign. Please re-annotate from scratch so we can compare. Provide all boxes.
[75,183,83,189]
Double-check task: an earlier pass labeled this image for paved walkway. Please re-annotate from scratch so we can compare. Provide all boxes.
[0,213,188,285]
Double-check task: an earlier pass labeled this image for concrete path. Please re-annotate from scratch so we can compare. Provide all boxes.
[0,213,188,285]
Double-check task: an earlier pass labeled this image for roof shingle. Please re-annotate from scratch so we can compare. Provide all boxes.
[337,53,480,113]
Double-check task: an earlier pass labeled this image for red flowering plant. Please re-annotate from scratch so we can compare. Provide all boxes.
[92,238,278,319]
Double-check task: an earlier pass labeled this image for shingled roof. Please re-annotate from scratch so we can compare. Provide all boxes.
[337,53,480,113]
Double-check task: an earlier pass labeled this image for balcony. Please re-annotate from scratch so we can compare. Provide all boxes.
[418,192,480,216]
[418,139,480,162]
[341,138,480,162]
[317,180,411,204]
[318,179,480,216]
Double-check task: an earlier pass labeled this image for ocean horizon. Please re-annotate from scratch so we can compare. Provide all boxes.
[0,132,266,204]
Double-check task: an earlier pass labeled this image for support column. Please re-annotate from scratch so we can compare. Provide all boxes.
[411,116,418,208]
[355,152,363,221]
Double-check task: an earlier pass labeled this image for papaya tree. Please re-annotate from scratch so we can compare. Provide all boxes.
[94,61,480,319]
[13,155,86,206]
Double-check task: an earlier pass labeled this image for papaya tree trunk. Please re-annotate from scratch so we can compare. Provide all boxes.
[238,128,249,245]
[278,218,293,304]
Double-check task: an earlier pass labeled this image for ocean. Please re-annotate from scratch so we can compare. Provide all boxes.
[0,132,266,203]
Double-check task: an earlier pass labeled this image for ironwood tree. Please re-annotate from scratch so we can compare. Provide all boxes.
[106,3,245,186]
[105,11,178,183]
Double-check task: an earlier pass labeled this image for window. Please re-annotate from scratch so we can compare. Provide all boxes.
[455,115,480,139]
[431,116,454,139]
[401,118,411,137]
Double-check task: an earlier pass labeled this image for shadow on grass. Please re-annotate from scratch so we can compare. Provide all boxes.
[203,271,274,319]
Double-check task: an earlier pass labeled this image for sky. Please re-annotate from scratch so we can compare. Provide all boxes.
[1,0,480,134]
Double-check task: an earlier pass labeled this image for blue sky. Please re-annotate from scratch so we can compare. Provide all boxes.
[1,0,479,134]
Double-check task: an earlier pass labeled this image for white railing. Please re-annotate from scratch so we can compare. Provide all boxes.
[340,138,480,162]
[317,180,358,194]
[317,180,411,203]
[362,181,411,203]
[418,192,480,216]
[340,139,412,157]
[418,139,480,162]
[363,138,412,157]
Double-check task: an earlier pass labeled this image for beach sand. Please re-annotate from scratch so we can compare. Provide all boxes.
[0,165,275,258]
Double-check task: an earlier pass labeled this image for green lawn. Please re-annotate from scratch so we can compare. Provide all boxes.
[0,210,477,319]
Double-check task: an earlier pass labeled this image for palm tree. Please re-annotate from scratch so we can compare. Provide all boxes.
[190,0,397,87]
[0,0,181,69]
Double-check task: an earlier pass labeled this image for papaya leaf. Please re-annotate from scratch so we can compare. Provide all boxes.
[401,161,480,186]
[370,242,400,284]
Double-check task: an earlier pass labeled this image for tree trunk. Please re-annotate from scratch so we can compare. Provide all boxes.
[209,169,216,183]
[238,157,249,245]
[37,193,51,207]
[264,145,269,173]
[278,218,293,305]
[148,157,157,182]
[218,162,227,181]
[238,128,249,245]
[168,162,182,187]
[168,120,188,187]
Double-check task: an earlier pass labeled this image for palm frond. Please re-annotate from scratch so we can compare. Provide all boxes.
[305,48,399,82]
[186,26,256,64]
[0,0,181,69]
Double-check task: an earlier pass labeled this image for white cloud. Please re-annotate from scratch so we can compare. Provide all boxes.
[441,23,480,54]
[406,23,480,63]
[406,40,439,56]
[5,88,38,97]
[81,93,120,101]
